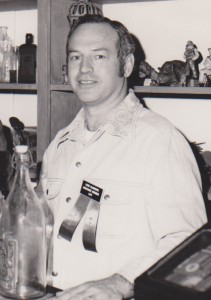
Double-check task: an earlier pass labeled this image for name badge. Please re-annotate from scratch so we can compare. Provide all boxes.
[59,180,103,252]
[81,181,103,202]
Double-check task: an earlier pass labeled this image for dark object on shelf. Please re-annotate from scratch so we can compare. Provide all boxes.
[9,116,26,145]
[139,60,190,87]
[67,0,103,28]
[158,60,189,86]
[135,222,211,300]
[139,61,159,86]
[0,120,13,197]
[204,74,211,87]
[18,33,37,83]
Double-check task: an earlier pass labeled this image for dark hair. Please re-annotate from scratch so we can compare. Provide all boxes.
[66,14,135,76]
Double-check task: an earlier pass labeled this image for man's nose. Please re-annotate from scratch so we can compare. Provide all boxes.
[80,57,93,73]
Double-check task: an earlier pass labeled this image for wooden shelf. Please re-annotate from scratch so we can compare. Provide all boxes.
[134,86,211,97]
[0,83,37,91]
[50,84,72,92]
[1,83,210,97]
[50,84,211,98]
[93,0,166,3]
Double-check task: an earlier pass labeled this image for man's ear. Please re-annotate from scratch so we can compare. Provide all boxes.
[124,53,135,78]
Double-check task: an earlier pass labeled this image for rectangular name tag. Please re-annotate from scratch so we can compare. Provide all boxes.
[80,180,103,202]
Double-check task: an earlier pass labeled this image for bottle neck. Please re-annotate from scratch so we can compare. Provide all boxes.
[6,151,32,205]
[13,151,31,183]
[25,34,33,45]
[15,151,31,165]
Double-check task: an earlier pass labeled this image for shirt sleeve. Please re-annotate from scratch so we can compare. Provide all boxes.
[118,124,207,283]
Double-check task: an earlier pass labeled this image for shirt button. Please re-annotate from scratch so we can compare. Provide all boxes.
[66,197,71,203]
[76,162,82,168]
[52,271,58,277]
[104,194,110,200]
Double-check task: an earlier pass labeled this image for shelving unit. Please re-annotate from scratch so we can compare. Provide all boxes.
[0,83,37,91]
[36,0,82,161]
[134,86,211,97]
[50,84,211,96]
[1,0,211,162]
[38,0,211,159]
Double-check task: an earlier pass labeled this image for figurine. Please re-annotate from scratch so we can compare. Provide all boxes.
[62,64,68,85]
[199,48,211,86]
[184,40,199,79]
[158,60,188,86]
[139,60,189,87]
[138,61,159,86]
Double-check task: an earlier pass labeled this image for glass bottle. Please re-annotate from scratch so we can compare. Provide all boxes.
[2,48,11,83]
[1,26,13,83]
[0,27,3,82]
[9,46,19,83]
[0,145,47,299]
[18,33,37,83]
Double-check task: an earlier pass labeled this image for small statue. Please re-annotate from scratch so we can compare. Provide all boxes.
[138,60,189,87]
[158,60,188,86]
[184,40,200,79]
[62,64,68,85]
[138,61,159,86]
[199,48,211,86]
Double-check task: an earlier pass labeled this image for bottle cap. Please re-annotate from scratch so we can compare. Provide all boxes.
[15,145,28,154]
[26,33,33,44]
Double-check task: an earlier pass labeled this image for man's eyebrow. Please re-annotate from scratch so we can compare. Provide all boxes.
[68,49,79,54]
[93,48,108,52]
[68,47,109,53]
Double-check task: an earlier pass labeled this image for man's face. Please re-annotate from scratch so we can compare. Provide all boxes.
[67,23,126,106]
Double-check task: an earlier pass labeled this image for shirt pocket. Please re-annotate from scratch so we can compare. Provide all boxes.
[92,180,137,239]
[46,179,63,201]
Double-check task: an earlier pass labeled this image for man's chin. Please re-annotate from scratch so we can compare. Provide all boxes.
[77,91,100,104]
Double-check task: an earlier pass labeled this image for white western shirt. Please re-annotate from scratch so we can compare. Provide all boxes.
[38,90,207,289]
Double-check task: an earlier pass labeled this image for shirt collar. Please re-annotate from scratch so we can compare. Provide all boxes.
[58,90,141,145]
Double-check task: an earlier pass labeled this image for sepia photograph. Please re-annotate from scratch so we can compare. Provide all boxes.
[0,0,211,299]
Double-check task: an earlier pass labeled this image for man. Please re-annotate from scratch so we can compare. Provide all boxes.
[38,15,207,299]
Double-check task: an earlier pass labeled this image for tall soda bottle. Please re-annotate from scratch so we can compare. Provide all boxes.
[0,145,47,299]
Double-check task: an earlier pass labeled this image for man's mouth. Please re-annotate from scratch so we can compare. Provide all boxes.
[78,80,97,87]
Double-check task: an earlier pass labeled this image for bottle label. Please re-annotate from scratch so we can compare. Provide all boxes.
[0,238,17,292]
[20,53,35,76]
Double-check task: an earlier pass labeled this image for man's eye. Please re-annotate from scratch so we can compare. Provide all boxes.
[70,55,80,61]
[96,55,106,59]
